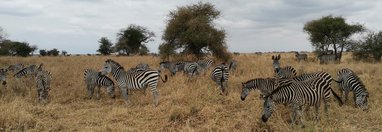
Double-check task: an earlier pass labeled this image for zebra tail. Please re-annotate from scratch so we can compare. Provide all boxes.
[160,74,168,83]
[332,78,342,83]
[330,88,344,106]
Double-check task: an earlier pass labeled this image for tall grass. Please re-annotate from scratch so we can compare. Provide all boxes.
[0,53,381,131]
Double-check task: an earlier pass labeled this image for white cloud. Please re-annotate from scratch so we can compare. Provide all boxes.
[1,0,381,54]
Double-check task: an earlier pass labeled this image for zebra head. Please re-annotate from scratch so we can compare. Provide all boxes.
[240,81,253,101]
[261,96,275,122]
[0,68,8,85]
[272,54,281,73]
[101,62,113,75]
[356,91,369,111]
[38,88,50,104]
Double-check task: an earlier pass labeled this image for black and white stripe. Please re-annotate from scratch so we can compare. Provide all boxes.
[101,59,167,106]
[261,76,343,127]
[7,63,24,73]
[35,69,52,103]
[240,78,276,100]
[14,64,38,78]
[0,68,7,85]
[295,52,308,61]
[335,68,368,110]
[210,63,230,95]
[228,60,238,72]
[84,69,115,99]
[135,63,150,70]
[183,62,201,76]
[159,61,177,75]
[271,54,297,78]
[197,59,214,71]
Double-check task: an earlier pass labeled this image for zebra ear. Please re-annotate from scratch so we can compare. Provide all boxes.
[272,56,275,60]
[277,54,281,59]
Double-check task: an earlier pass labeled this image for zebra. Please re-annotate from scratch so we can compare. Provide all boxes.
[159,61,177,76]
[14,64,39,78]
[261,77,343,127]
[84,69,115,99]
[35,69,52,104]
[0,68,7,85]
[7,63,24,73]
[240,78,277,101]
[100,59,168,106]
[183,62,201,77]
[228,60,238,72]
[335,68,369,110]
[135,63,150,70]
[317,54,337,64]
[271,55,297,78]
[295,52,307,61]
[210,63,230,95]
[197,59,214,71]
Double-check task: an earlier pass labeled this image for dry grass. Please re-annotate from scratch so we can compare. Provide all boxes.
[0,53,381,131]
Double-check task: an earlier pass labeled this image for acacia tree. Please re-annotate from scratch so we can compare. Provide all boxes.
[115,25,154,55]
[350,31,382,62]
[303,15,365,61]
[160,2,230,61]
[97,37,113,55]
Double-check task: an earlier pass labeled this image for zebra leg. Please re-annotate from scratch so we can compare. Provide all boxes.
[120,87,130,105]
[106,86,115,99]
[291,106,298,126]
[344,90,349,103]
[152,91,159,106]
[314,103,320,121]
[87,85,94,99]
[297,106,305,128]
[95,86,101,100]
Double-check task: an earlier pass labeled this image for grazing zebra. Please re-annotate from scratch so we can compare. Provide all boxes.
[0,68,7,85]
[240,78,277,100]
[295,52,308,61]
[271,55,297,78]
[14,64,38,78]
[197,59,214,71]
[84,69,115,99]
[228,60,238,72]
[7,63,24,73]
[100,59,168,106]
[135,63,150,70]
[210,63,230,95]
[335,68,369,110]
[35,69,52,103]
[261,77,343,127]
[183,62,201,77]
[317,54,336,64]
[159,61,177,76]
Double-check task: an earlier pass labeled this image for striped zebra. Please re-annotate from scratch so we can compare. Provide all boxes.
[295,52,307,61]
[14,64,38,78]
[0,68,7,85]
[35,69,52,103]
[7,63,24,73]
[271,55,297,78]
[335,68,369,110]
[228,60,238,72]
[135,63,149,70]
[84,69,115,99]
[240,78,277,101]
[210,63,230,95]
[159,61,177,75]
[183,62,201,77]
[100,59,168,106]
[197,59,214,71]
[261,77,343,127]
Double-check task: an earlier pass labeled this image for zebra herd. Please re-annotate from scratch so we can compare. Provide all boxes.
[0,63,52,103]
[241,54,369,128]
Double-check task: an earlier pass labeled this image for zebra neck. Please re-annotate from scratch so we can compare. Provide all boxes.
[111,68,125,81]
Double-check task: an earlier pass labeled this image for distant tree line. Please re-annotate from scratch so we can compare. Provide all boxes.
[0,27,68,57]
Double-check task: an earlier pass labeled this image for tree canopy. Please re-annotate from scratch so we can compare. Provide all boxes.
[97,37,113,55]
[303,15,365,61]
[115,24,154,55]
[160,2,230,61]
[350,31,382,62]
[0,40,36,57]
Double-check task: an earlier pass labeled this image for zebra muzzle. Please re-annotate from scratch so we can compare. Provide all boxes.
[261,115,268,122]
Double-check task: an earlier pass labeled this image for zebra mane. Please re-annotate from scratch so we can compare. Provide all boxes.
[264,78,293,98]
[106,59,124,70]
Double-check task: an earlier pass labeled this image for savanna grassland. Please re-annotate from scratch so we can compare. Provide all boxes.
[0,53,381,131]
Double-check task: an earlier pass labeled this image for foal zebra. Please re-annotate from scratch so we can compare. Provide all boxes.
[271,55,297,78]
[210,63,230,95]
[261,77,343,127]
[101,59,167,106]
[84,69,115,99]
[335,68,369,110]
[35,69,52,103]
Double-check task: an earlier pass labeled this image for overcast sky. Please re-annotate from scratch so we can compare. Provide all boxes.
[1,0,381,54]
